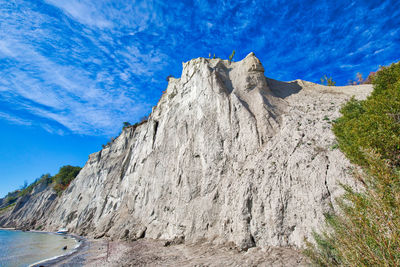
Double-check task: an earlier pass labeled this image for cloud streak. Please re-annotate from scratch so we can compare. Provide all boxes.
[0,0,399,135]
[0,111,32,126]
[0,0,166,135]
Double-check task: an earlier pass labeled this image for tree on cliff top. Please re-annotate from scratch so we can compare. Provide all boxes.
[53,165,82,194]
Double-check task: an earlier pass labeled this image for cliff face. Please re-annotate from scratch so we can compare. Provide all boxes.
[0,53,372,249]
[0,180,57,228]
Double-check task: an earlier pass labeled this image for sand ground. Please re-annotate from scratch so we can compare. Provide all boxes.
[52,238,309,267]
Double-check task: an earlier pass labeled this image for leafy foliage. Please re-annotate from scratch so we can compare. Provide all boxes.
[306,62,400,266]
[20,180,28,190]
[53,165,81,194]
[363,71,376,84]
[18,173,52,197]
[320,75,336,86]
[348,72,367,85]
[228,50,235,63]
[4,195,18,205]
[1,165,81,205]
[333,62,400,166]
[305,155,400,266]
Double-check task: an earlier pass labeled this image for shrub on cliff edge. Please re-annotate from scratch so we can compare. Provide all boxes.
[305,62,400,266]
[333,62,400,166]
[18,173,52,197]
[53,165,82,195]
[320,75,336,86]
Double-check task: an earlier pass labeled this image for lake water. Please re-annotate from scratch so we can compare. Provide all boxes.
[0,229,78,267]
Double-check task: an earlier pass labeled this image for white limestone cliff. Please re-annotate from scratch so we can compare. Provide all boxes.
[0,53,372,250]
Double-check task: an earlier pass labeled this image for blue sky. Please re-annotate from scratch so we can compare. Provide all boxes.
[0,0,399,197]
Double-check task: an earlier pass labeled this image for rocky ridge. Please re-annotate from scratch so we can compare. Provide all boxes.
[0,53,372,251]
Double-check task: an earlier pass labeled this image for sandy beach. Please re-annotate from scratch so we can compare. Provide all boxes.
[0,228,80,267]
[29,233,85,267]
[49,237,308,266]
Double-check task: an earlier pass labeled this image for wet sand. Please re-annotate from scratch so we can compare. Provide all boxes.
[28,233,83,267]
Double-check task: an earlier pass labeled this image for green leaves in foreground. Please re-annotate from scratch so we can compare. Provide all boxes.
[333,62,400,167]
[305,156,400,266]
[305,62,400,266]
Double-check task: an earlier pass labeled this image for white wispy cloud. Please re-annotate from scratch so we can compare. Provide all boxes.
[0,0,169,136]
[43,0,114,29]
[340,64,360,69]
[0,111,32,126]
[0,0,399,136]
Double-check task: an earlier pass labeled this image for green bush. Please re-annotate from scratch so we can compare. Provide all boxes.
[5,195,18,205]
[1,166,80,202]
[305,155,400,266]
[333,62,400,167]
[18,173,52,197]
[53,165,81,194]
[321,75,336,86]
[305,61,400,266]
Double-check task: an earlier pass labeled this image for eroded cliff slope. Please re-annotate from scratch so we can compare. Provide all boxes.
[0,53,372,250]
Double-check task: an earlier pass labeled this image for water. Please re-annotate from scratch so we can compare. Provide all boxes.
[0,229,78,267]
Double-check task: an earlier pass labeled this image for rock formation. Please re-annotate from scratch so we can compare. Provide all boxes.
[0,53,372,250]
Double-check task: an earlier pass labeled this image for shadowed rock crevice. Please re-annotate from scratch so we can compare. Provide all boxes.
[266,78,303,99]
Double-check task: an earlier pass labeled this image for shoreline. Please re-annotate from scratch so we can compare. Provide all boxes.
[0,228,88,267]
[1,228,309,265]
[30,233,87,267]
